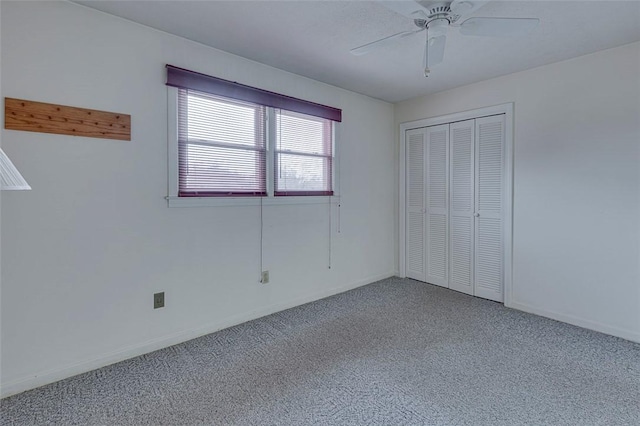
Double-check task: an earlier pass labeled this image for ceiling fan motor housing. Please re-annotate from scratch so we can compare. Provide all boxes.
[414,1,462,26]
[424,2,452,18]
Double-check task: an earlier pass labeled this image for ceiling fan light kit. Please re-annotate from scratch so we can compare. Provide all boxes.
[352,1,539,77]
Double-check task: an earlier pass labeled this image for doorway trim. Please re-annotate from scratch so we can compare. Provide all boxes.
[398,103,514,306]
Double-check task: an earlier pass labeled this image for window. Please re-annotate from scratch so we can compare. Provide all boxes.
[275,110,333,196]
[178,90,267,197]
[167,65,341,202]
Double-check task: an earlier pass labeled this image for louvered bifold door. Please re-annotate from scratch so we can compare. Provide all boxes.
[405,129,427,281]
[449,120,475,295]
[474,115,505,302]
[426,124,449,287]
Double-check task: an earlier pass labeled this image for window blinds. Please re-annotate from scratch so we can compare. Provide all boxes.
[178,89,267,196]
[275,109,333,196]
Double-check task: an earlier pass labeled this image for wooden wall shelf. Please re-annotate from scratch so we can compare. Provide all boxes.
[4,98,131,141]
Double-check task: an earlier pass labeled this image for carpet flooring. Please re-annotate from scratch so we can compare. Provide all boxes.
[1,277,639,425]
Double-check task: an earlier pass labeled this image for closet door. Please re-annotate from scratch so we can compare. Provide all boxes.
[449,120,475,295]
[474,115,505,302]
[426,124,449,287]
[405,128,427,281]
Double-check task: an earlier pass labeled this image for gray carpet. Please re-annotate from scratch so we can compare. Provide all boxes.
[1,277,639,425]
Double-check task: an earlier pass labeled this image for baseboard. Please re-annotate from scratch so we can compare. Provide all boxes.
[0,271,396,399]
[507,300,640,344]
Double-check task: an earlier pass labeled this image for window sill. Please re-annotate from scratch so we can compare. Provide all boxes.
[166,195,341,208]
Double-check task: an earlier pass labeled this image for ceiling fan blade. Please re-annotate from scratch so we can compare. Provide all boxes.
[460,17,539,37]
[377,1,428,19]
[425,34,446,68]
[450,1,491,18]
[351,29,423,56]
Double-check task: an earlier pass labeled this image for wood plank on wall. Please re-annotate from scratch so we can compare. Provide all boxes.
[4,98,131,141]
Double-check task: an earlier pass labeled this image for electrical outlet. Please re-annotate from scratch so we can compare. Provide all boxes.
[154,292,165,309]
[261,271,269,284]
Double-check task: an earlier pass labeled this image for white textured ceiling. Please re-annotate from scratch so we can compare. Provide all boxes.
[73,1,640,103]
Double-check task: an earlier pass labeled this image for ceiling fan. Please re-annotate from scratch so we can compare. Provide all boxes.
[351,1,539,77]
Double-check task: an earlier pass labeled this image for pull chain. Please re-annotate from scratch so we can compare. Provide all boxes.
[424,25,431,78]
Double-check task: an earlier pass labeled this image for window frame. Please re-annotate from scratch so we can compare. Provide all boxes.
[273,108,334,197]
[167,87,339,208]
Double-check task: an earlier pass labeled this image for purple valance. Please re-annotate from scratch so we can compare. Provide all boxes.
[166,65,342,122]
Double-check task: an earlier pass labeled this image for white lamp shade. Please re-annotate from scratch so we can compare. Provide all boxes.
[0,148,31,190]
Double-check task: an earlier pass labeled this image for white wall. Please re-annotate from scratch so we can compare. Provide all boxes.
[396,41,640,343]
[0,1,396,396]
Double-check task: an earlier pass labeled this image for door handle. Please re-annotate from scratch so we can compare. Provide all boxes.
[473,213,480,217]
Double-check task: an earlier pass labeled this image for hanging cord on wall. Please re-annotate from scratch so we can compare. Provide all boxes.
[259,194,264,282]
[259,108,274,283]
[328,123,342,268]
[328,196,332,270]
[338,123,342,235]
